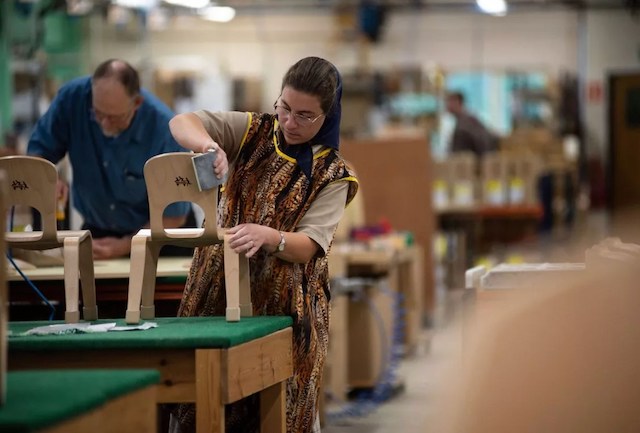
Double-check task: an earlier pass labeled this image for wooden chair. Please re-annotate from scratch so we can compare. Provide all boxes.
[0,156,97,323]
[125,152,251,324]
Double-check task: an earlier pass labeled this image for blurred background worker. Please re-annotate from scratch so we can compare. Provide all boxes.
[446,91,499,159]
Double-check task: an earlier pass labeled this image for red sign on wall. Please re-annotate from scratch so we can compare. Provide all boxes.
[587,80,603,104]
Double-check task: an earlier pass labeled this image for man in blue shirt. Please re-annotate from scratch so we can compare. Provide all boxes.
[28,59,193,259]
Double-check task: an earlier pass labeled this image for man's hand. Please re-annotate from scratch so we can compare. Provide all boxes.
[92,236,131,260]
[56,179,69,206]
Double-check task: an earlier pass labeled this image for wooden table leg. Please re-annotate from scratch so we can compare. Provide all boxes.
[260,381,286,433]
[196,350,224,433]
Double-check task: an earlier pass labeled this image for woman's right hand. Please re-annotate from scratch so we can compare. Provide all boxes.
[168,113,228,180]
[204,140,228,180]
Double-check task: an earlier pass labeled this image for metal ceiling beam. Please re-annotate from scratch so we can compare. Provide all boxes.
[89,0,630,13]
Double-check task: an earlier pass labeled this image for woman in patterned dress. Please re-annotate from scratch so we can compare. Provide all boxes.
[168,56,358,433]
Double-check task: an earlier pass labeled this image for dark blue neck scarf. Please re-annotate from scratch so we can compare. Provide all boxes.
[279,69,342,180]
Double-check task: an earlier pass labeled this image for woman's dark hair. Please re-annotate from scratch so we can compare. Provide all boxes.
[281,57,338,114]
[92,59,140,97]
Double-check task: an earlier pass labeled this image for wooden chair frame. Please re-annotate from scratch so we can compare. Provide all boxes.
[0,156,97,323]
[125,152,251,324]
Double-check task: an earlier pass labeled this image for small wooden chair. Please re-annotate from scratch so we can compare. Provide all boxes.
[125,152,251,324]
[0,156,97,323]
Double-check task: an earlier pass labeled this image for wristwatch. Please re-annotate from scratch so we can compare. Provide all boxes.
[275,232,286,253]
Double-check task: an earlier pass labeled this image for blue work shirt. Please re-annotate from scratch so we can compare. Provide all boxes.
[28,76,190,235]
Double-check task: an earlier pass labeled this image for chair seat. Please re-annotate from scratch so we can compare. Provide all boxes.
[6,230,91,251]
[137,228,204,239]
[134,228,220,247]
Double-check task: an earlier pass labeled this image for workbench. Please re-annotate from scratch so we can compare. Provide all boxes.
[0,369,159,433]
[8,257,190,319]
[9,316,293,433]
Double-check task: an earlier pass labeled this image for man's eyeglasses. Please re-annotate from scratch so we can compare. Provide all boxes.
[273,102,324,127]
[90,106,134,124]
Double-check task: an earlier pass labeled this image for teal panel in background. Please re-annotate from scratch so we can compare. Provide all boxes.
[44,11,84,82]
[43,12,82,53]
[445,72,511,136]
[388,93,439,117]
[505,72,549,127]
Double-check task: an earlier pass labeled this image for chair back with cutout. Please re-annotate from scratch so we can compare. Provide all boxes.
[144,152,220,242]
[0,156,58,243]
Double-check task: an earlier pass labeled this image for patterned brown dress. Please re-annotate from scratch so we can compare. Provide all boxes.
[175,113,358,433]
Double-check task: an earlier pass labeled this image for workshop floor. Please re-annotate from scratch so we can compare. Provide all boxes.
[322,210,613,433]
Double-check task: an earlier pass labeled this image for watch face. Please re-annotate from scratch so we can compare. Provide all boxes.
[277,233,285,252]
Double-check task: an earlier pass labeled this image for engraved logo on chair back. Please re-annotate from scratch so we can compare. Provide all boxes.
[0,156,58,243]
[143,152,219,241]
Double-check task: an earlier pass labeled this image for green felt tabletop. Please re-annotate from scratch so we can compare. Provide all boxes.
[0,369,160,432]
[9,316,293,351]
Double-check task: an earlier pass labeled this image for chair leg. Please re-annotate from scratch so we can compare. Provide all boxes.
[63,238,80,324]
[140,243,161,321]
[239,254,252,317]
[78,236,98,321]
[125,236,159,324]
[223,235,241,322]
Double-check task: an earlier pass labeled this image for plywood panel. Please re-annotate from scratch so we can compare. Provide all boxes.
[340,136,434,315]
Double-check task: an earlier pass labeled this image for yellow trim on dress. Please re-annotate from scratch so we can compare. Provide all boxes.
[315,148,332,159]
[329,176,359,186]
[273,120,296,163]
[273,119,334,162]
[274,137,297,163]
[222,112,252,193]
[238,112,252,152]
[337,176,359,208]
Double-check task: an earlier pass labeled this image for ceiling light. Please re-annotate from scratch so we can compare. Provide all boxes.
[67,0,94,15]
[164,0,210,8]
[476,0,508,15]
[112,0,159,9]
[199,6,236,22]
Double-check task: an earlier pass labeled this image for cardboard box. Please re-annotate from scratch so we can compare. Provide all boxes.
[348,281,395,389]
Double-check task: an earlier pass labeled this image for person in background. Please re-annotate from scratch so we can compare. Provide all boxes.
[445,91,499,158]
[27,59,195,259]
[168,56,358,433]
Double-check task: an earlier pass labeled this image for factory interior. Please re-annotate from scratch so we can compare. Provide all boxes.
[1,0,640,432]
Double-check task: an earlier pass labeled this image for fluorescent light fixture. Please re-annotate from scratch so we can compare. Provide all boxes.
[67,0,94,15]
[476,0,508,15]
[113,0,159,9]
[199,6,236,22]
[164,0,210,8]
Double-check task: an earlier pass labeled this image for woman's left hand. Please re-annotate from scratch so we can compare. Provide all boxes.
[226,223,277,258]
